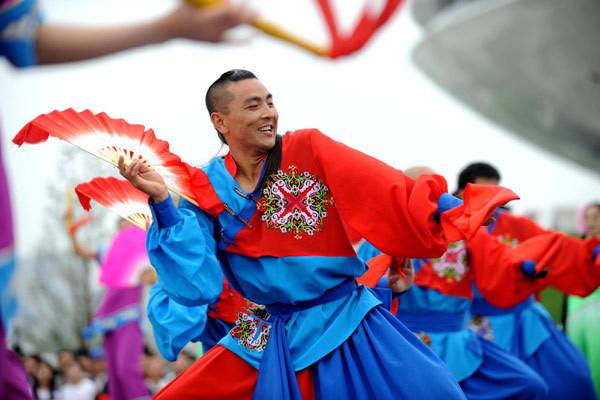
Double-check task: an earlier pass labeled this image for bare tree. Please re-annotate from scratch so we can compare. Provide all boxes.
[11,145,121,352]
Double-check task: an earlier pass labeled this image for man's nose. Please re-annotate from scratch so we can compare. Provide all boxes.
[261,104,275,119]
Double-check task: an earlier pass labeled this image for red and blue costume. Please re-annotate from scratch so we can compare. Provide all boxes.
[145,129,516,399]
[470,209,600,400]
[357,221,599,400]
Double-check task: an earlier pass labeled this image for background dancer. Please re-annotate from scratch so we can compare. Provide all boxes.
[459,162,599,400]
[69,219,154,400]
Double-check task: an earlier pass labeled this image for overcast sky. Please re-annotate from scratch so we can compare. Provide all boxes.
[2,0,599,257]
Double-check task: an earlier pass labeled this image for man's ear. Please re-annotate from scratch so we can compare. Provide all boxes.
[211,112,228,135]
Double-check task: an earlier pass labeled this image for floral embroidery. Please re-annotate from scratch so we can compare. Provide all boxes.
[467,315,494,342]
[230,307,272,353]
[230,312,259,349]
[431,241,469,283]
[257,165,335,239]
[414,331,432,348]
[250,323,271,352]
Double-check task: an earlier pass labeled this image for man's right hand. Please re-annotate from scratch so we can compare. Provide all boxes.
[118,156,169,203]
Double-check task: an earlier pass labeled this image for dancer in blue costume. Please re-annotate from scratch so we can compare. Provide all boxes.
[459,162,598,400]
[119,69,518,399]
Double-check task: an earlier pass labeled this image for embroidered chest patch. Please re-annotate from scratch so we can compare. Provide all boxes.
[257,165,335,239]
[431,241,469,283]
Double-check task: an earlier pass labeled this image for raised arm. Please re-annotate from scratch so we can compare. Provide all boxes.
[68,230,98,260]
[35,3,255,64]
[119,157,224,306]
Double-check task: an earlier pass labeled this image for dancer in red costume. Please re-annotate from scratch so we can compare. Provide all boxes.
[460,162,599,400]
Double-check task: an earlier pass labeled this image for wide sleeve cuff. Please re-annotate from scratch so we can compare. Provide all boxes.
[149,194,181,228]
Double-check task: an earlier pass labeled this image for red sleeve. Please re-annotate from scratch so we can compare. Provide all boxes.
[540,236,600,297]
[467,228,565,308]
[309,130,518,258]
[492,211,548,242]
[493,212,600,296]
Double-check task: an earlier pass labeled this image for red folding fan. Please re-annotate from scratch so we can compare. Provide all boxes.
[75,177,153,231]
[13,109,224,217]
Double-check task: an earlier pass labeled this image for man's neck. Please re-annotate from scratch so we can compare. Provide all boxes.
[229,148,266,192]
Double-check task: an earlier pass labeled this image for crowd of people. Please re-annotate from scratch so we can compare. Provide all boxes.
[16,347,196,400]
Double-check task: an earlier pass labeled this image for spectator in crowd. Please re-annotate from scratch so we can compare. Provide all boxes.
[143,355,169,395]
[171,351,196,376]
[58,359,97,400]
[32,359,59,400]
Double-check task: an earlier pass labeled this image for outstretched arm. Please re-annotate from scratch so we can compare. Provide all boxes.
[469,228,600,307]
[308,129,517,259]
[35,2,256,64]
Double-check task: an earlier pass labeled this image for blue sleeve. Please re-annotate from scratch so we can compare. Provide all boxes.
[146,195,224,306]
[0,0,42,67]
[147,283,208,362]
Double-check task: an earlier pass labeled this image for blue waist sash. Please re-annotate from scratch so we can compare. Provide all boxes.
[471,296,534,317]
[253,278,358,400]
[396,310,469,332]
[81,305,141,339]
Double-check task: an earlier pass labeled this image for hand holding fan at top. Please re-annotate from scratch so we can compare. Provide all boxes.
[118,156,169,203]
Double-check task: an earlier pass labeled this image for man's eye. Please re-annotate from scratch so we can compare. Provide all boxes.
[247,105,258,109]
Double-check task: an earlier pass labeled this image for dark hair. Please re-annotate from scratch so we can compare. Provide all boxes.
[75,348,89,358]
[586,203,600,212]
[205,69,282,192]
[457,162,501,190]
[33,359,58,399]
[205,69,258,144]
